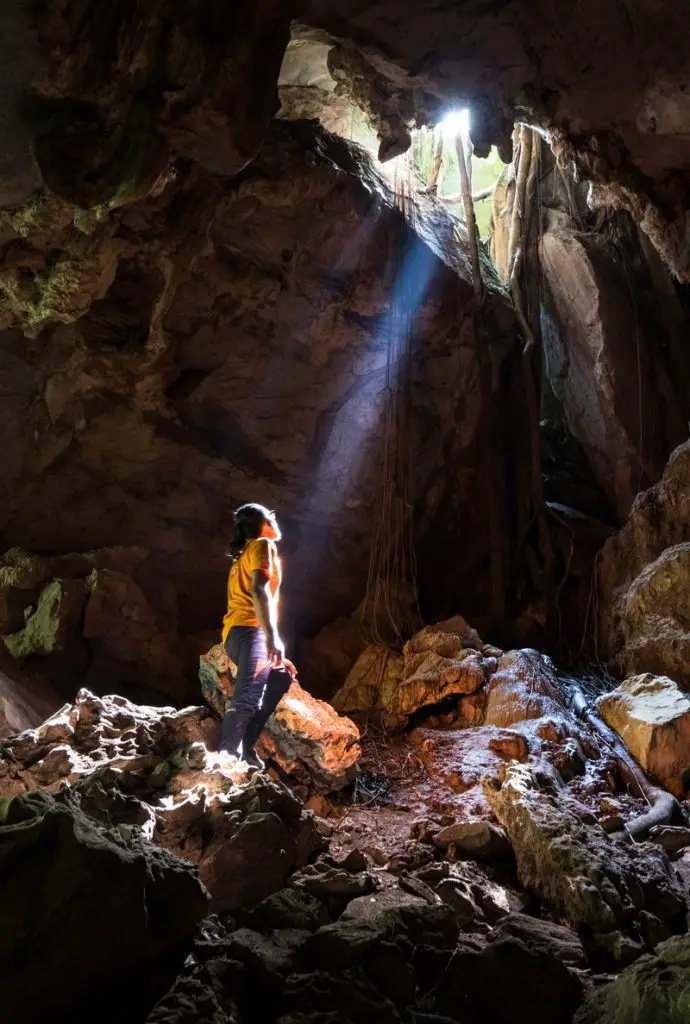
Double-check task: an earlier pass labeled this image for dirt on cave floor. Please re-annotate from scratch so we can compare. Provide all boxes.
[312,705,650,868]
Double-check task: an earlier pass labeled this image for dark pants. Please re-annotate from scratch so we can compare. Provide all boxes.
[219,625,291,757]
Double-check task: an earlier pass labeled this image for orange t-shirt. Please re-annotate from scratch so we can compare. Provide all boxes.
[222,538,281,642]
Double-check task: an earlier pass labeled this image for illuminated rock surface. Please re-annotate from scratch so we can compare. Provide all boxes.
[598,443,690,686]
[200,643,361,791]
[598,674,690,798]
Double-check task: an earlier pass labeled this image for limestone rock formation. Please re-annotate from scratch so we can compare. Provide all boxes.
[0,662,687,1024]
[0,547,187,701]
[0,690,329,919]
[597,440,690,683]
[333,619,494,727]
[487,761,686,942]
[540,225,689,521]
[597,674,690,798]
[575,934,690,1024]
[295,3,690,282]
[0,789,210,1024]
[483,649,564,728]
[491,138,690,529]
[431,928,586,1024]
[332,644,404,716]
[200,643,360,791]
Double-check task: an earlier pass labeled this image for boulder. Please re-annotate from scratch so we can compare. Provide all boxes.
[333,621,490,728]
[0,689,329,916]
[332,644,404,715]
[432,819,512,862]
[616,545,690,689]
[432,928,586,1024]
[200,644,360,791]
[0,688,216,797]
[597,442,690,684]
[247,888,330,932]
[575,934,690,1024]
[483,649,564,727]
[432,933,581,1024]
[340,887,428,923]
[145,958,241,1024]
[0,790,210,1024]
[289,855,378,914]
[487,761,686,935]
[597,674,690,797]
[492,913,587,969]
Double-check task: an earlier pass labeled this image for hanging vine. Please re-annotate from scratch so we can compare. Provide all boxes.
[507,125,555,621]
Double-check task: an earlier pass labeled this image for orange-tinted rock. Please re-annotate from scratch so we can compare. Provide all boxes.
[200,643,360,791]
[333,622,490,728]
[488,730,530,762]
[597,673,690,798]
[332,644,404,716]
[483,650,564,728]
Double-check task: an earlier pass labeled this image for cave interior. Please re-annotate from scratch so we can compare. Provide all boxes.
[2,3,690,1024]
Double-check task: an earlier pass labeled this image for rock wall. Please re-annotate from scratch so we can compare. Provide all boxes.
[491,139,690,526]
[0,119,521,695]
[597,439,690,685]
[540,214,690,523]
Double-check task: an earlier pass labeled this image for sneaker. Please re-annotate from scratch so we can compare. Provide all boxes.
[242,748,265,771]
[206,749,239,772]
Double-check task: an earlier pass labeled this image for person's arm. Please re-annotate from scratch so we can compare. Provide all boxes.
[251,569,284,664]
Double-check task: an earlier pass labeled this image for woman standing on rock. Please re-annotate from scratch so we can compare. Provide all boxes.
[217,503,292,769]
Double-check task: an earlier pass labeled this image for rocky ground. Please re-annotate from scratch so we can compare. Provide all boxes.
[2,617,690,1024]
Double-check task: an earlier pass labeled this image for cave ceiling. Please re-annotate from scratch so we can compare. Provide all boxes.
[1,2,688,277]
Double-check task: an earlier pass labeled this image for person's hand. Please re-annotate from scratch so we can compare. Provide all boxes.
[266,634,285,666]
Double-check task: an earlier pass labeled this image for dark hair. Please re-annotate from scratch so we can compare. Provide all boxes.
[227,503,273,561]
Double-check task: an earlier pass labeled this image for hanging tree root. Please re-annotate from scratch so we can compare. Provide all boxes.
[569,686,681,840]
[454,130,506,626]
[427,133,445,195]
[508,126,555,615]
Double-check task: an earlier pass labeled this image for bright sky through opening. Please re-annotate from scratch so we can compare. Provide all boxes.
[439,108,470,139]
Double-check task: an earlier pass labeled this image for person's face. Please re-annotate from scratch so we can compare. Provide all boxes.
[261,511,281,541]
